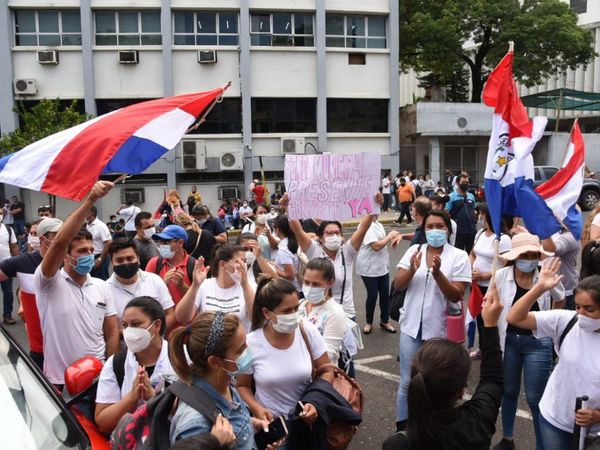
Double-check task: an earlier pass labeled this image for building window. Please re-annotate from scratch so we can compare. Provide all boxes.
[250,12,314,47]
[327,99,388,132]
[96,98,157,116]
[173,11,239,46]
[570,0,587,13]
[14,10,81,46]
[252,98,316,133]
[95,10,161,46]
[325,15,386,49]
[187,98,242,134]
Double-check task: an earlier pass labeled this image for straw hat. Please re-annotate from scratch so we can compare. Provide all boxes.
[500,232,553,261]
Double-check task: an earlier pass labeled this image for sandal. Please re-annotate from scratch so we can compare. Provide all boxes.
[380,322,397,334]
[363,324,373,335]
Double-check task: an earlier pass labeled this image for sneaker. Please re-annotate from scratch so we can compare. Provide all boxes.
[3,315,16,325]
[469,349,481,360]
[492,438,515,450]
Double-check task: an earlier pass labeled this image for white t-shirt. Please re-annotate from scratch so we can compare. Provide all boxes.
[472,232,511,287]
[239,206,252,217]
[245,320,327,419]
[0,224,17,261]
[301,299,347,365]
[397,243,471,340]
[382,177,391,194]
[195,278,252,331]
[86,218,112,254]
[119,205,141,232]
[33,267,117,384]
[96,340,176,404]
[534,310,600,435]
[106,271,174,322]
[305,240,358,318]
[356,221,389,277]
[274,238,301,290]
[449,219,457,246]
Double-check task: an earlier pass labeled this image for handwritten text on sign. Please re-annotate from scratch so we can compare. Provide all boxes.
[284,153,381,221]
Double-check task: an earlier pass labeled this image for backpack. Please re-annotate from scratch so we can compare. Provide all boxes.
[110,380,220,450]
[299,322,364,450]
[153,256,196,283]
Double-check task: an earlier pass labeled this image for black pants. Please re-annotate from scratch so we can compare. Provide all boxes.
[455,232,476,253]
[30,351,44,370]
[382,193,390,212]
[361,274,390,324]
[397,202,413,224]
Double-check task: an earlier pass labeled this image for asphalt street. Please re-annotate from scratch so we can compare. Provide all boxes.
[4,219,540,450]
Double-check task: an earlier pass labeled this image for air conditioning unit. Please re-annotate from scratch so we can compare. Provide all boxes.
[219,150,243,171]
[280,137,306,154]
[118,50,139,64]
[180,139,207,170]
[37,50,59,65]
[13,79,37,95]
[219,186,239,200]
[197,50,217,64]
[120,187,145,205]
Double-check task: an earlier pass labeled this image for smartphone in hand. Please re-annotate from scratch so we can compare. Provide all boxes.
[254,416,288,450]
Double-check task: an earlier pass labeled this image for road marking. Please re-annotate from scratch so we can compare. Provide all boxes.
[354,355,394,364]
[355,354,533,421]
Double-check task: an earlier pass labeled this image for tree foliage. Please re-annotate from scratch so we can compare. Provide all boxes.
[400,0,597,102]
[0,99,87,155]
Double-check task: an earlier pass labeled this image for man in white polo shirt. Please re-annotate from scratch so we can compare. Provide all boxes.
[86,205,112,280]
[106,237,175,331]
[34,181,120,388]
[117,200,141,239]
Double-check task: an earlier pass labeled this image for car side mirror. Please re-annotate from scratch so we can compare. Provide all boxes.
[63,356,103,404]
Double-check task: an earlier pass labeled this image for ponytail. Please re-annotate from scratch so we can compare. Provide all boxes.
[251,275,298,330]
[274,214,298,254]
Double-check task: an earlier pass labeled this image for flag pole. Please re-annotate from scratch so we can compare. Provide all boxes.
[186,81,232,134]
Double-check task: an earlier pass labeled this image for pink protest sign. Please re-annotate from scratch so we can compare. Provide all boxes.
[284,153,381,221]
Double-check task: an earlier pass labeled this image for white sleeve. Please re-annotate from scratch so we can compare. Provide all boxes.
[95,355,122,404]
[155,277,175,310]
[276,247,293,265]
[99,223,112,242]
[102,283,117,317]
[9,228,16,244]
[321,311,347,363]
[499,234,512,253]
[118,206,133,217]
[303,320,328,360]
[305,240,321,261]
[33,265,59,293]
[450,250,472,283]
[343,241,358,263]
[397,244,419,269]
[361,226,378,246]
[533,310,577,342]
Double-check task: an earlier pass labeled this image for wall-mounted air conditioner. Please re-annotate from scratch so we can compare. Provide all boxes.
[197,50,217,64]
[219,186,240,200]
[13,79,37,95]
[219,150,243,171]
[118,50,139,64]
[120,187,145,204]
[37,50,59,65]
[180,140,207,170]
[281,137,306,154]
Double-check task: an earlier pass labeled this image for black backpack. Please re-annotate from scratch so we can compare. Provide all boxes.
[110,380,221,450]
[153,256,196,282]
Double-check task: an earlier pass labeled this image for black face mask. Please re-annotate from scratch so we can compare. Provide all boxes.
[459,183,469,191]
[113,262,140,279]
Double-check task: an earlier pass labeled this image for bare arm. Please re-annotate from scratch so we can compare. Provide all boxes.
[256,256,277,278]
[164,307,176,332]
[41,181,114,278]
[95,395,138,435]
[237,374,274,421]
[541,237,556,253]
[350,214,375,252]
[0,270,8,282]
[275,263,296,281]
[369,231,400,252]
[103,315,120,357]
[9,243,18,257]
[237,260,255,321]
[289,219,314,254]
[214,232,228,245]
[174,257,209,323]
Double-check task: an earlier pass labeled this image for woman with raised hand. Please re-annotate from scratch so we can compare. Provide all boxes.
[507,271,600,450]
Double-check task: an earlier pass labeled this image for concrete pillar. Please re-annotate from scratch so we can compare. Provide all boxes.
[429,137,441,185]
[315,0,327,153]
[389,0,400,173]
[239,0,253,193]
[0,3,18,133]
[161,0,173,97]
[80,0,97,116]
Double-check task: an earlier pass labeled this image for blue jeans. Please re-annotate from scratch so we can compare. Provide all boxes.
[539,414,572,450]
[396,330,424,421]
[361,274,390,324]
[1,278,13,316]
[501,334,553,450]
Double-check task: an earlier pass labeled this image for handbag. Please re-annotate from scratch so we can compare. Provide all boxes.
[299,322,364,450]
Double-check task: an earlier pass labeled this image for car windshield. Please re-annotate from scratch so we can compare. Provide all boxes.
[0,331,86,449]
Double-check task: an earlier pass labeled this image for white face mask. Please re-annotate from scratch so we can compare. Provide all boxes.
[270,311,300,334]
[123,321,155,353]
[256,214,269,225]
[28,235,40,250]
[228,269,242,284]
[245,251,256,267]
[303,285,326,304]
[578,315,600,333]
[143,227,156,241]
[324,235,342,251]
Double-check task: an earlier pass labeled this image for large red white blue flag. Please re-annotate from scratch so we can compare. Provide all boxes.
[536,121,585,240]
[0,85,228,201]
[482,50,561,240]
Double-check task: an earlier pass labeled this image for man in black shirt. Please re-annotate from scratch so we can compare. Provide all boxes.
[9,195,26,236]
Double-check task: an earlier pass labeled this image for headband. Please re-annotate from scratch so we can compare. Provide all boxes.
[205,311,226,356]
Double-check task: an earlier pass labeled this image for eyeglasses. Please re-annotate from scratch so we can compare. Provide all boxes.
[324,231,341,237]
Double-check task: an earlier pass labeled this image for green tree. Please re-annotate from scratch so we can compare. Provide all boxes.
[400,0,597,103]
[0,99,87,154]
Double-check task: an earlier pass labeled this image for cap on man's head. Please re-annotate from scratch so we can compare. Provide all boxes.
[37,218,63,237]
[152,225,188,243]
